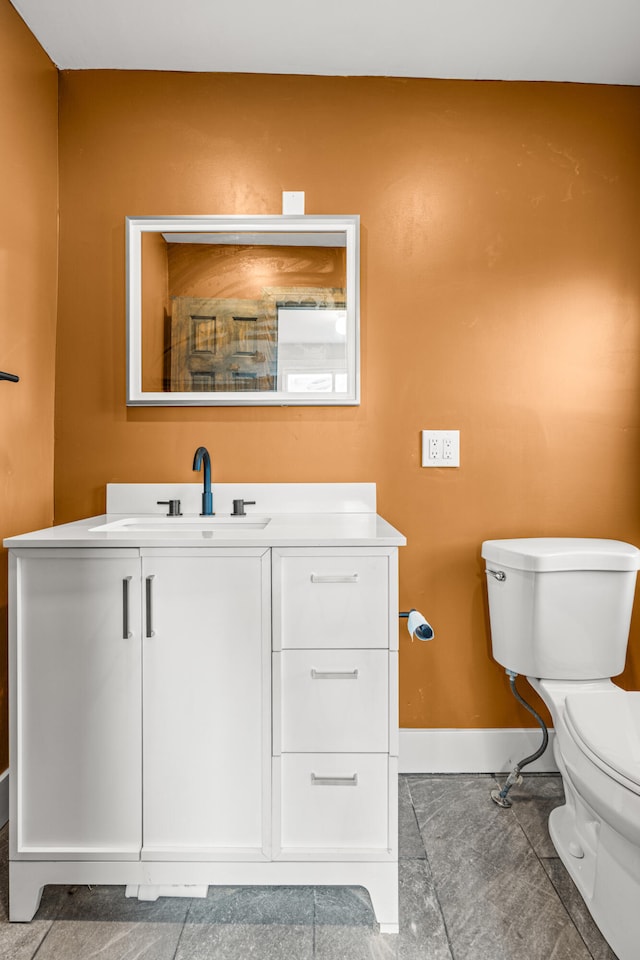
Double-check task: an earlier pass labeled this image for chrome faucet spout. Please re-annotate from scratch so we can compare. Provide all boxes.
[192,446,214,515]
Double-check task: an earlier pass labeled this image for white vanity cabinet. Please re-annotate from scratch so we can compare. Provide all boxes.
[7,500,402,934]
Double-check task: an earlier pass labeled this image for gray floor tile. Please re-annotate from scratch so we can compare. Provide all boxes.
[55,884,190,923]
[177,885,315,959]
[176,920,313,959]
[407,774,508,846]
[314,886,377,927]
[314,860,453,960]
[541,858,618,960]
[408,776,593,960]
[34,919,183,960]
[398,776,427,860]
[314,924,398,959]
[397,858,453,960]
[0,918,53,960]
[186,884,314,924]
[507,773,565,858]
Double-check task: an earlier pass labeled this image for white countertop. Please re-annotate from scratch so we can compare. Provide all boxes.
[3,484,406,549]
[4,512,405,549]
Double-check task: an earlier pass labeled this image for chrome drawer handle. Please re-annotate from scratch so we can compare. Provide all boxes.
[486,569,507,582]
[310,773,358,787]
[311,669,359,680]
[310,573,359,584]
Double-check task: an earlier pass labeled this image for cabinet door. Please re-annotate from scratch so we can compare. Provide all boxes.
[142,550,270,860]
[12,551,142,859]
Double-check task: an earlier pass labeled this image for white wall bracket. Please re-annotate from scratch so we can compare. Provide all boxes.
[282,191,305,215]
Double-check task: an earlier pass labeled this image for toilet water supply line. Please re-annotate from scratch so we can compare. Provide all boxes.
[491,669,549,808]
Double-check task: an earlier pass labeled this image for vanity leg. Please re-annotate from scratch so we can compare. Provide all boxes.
[9,862,44,921]
[363,862,399,934]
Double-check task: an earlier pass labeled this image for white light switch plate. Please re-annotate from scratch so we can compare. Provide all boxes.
[422,430,460,467]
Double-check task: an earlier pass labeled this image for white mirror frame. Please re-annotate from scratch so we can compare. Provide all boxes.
[126,214,360,406]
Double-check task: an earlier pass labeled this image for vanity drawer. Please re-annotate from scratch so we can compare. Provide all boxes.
[273,549,390,649]
[278,754,389,851]
[275,649,388,753]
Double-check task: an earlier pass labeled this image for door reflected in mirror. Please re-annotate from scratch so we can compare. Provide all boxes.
[127,217,359,406]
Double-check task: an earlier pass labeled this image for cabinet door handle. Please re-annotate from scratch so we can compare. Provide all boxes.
[310,573,359,584]
[310,773,358,787]
[310,669,359,680]
[145,575,155,637]
[122,576,133,639]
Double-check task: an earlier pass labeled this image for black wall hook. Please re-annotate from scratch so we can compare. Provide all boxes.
[0,371,19,382]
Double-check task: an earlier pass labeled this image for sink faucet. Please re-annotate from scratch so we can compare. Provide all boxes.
[192,446,214,515]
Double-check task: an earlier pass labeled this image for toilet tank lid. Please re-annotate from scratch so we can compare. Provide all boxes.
[481,538,640,572]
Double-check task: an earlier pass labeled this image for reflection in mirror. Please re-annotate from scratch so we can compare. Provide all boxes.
[127,217,359,406]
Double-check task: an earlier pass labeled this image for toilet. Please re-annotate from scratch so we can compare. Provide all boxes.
[481,538,640,960]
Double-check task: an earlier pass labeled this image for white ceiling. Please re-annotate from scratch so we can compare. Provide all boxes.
[10,0,640,86]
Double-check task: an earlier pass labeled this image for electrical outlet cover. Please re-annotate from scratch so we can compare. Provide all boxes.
[422,430,460,467]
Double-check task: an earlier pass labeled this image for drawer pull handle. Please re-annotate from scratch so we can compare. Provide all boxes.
[311,669,359,680]
[145,575,155,637]
[122,576,133,639]
[310,773,358,787]
[310,573,359,584]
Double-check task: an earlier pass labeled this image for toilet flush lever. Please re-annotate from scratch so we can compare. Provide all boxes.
[487,569,507,582]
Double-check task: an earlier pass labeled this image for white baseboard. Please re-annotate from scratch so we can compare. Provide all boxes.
[398,728,558,774]
[0,769,8,827]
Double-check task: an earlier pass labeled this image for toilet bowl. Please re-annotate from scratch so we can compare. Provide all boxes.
[482,538,640,960]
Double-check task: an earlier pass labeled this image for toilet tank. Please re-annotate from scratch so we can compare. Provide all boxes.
[481,538,640,680]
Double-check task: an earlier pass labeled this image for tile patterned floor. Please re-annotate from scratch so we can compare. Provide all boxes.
[0,774,618,959]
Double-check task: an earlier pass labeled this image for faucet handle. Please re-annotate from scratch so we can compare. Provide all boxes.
[232,499,256,517]
[157,499,182,517]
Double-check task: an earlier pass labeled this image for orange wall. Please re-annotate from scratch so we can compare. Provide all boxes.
[55,71,640,729]
[0,0,58,769]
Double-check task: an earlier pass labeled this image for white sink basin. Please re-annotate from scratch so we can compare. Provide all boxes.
[90,516,271,533]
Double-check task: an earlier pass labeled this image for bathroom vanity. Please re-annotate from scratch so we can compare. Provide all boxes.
[4,483,405,932]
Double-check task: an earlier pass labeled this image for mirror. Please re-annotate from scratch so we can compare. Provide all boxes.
[126,215,360,405]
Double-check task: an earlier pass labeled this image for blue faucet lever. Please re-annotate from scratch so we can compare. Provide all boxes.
[193,446,213,515]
